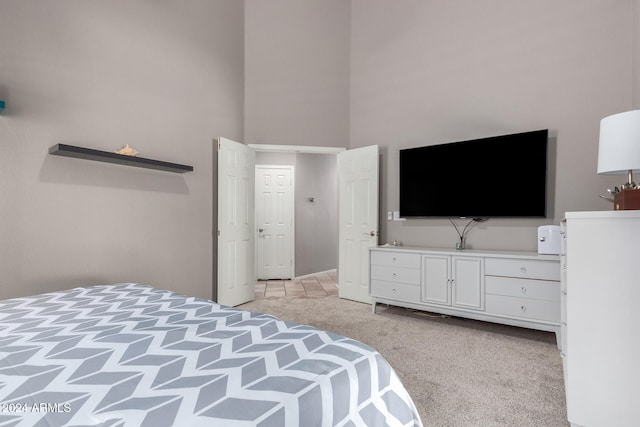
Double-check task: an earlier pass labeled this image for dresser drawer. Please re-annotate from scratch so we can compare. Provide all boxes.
[371,251,421,269]
[371,265,420,285]
[485,294,560,323]
[485,258,560,281]
[485,276,560,302]
[371,280,420,301]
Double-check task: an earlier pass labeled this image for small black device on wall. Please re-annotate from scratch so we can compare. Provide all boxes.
[399,129,548,218]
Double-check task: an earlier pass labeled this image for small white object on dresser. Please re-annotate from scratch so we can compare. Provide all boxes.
[562,211,640,427]
[369,246,561,340]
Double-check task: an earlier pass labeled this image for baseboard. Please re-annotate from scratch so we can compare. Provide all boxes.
[295,269,337,280]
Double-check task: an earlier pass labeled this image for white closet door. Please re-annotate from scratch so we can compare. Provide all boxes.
[217,137,255,306]
[255,166,294,280]
[338,145,379,304]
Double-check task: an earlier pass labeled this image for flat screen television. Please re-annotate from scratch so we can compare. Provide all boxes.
[399,129,548,218]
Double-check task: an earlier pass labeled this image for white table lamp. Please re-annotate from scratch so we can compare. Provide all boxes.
[598,110,640,188]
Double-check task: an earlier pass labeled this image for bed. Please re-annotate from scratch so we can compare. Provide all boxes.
[0,283,422,426]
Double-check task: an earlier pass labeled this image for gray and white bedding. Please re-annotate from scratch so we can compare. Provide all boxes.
[0,284,422,426]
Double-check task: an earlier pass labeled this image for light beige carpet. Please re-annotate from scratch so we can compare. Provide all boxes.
[239,295,568,427]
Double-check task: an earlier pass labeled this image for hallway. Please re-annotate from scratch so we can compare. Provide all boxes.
[255,270,338,299]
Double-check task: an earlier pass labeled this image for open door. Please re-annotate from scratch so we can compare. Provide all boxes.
[217,137,256,306]
[338,145,379,304]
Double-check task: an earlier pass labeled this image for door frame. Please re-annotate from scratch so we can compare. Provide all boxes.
[251,145,345,282]
[255,164,295,280]
[218,143,383,304]
[249,144,346,155]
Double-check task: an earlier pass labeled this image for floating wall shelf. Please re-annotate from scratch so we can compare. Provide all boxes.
[49,144,194,173]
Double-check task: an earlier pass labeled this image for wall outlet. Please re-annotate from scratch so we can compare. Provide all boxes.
[387,211,393,220]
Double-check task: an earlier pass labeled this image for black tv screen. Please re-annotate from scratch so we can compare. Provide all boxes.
[399,129,548,218]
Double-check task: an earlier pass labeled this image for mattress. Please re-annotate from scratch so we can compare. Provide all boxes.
[0,284,422,426]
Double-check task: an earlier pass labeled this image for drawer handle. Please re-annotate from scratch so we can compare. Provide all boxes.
[392,288,397,293]
[520,305,527,312]
[392,257,397,262]
[392,273,397,278]
[520,286,527,294]
[520,267,527,273]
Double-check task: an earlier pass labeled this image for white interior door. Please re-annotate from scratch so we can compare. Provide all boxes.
[217,137,255,306]
[255,166,294,280]
[338,145,379,303]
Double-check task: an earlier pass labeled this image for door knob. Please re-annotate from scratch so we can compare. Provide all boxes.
[258,228,264,233]
[362,230,378,237]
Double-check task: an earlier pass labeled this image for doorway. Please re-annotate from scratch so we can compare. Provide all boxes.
[254,150,339,279]
[216,139,378,306]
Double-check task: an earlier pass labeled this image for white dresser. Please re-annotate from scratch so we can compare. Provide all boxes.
[369,247,561,338]
[562,211,640,427]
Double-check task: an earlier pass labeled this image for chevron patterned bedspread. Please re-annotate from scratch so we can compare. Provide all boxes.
[0,283,422,426]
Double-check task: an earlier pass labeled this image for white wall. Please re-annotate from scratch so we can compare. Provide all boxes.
[635,0,640,105]
[244,0,351,147]
[0,0,244,300]
[350,0,634,251]
[246,1,637,252]
[294,153,338,276]
[4,1,639,300]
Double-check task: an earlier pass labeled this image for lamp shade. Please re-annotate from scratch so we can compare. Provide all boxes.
[598,110,640,175]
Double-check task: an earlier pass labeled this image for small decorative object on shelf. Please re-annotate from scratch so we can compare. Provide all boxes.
[0,100,5,112]
[115,144,139,157]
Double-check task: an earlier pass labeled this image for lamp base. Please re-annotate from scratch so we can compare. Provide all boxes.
[613,189,640,210]
[624,169,637,189]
